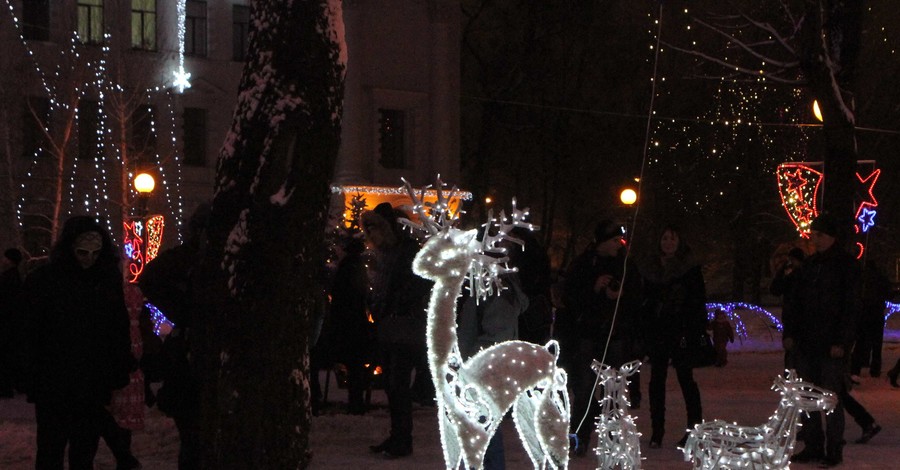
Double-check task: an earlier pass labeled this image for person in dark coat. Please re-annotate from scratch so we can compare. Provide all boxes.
[851,262,891,378]
[564,220,643,455]
[639,224,707,449]
[771,247,805,369]
[784,213,859,467]
[327,236,373,415]
[20,216,133,470]
[509,227,553,345]
[0,247,25,397]
[139,203,210,470]
[362,203,431,458]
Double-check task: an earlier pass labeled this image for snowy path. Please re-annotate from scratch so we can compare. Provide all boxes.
[2,338,899,469]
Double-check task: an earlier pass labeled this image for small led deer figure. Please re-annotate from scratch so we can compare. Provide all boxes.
[681,370,837,470]
[591,359,642,470]
[401,178,570,470]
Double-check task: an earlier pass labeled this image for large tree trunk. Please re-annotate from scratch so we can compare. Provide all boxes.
[800,0,863,240]
[193,1,345,468]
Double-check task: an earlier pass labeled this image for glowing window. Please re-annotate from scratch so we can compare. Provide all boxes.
[131,0,156,50]
[77,0,104,45]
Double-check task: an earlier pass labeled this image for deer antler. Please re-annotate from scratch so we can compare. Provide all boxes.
[400,175,458,235]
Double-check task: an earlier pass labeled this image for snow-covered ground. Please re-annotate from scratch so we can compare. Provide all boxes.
[2,310,899,469]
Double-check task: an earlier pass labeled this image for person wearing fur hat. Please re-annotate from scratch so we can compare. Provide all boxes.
[785,212,860,467]
[563,219,644,455]
[639,224,707,449]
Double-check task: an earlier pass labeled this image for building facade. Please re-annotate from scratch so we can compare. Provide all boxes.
[0,0,459,253]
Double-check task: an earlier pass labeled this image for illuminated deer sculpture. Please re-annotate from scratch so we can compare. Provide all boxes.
[681,370,836,470]
[401,178,571,470]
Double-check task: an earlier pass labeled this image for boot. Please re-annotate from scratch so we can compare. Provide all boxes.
[888,365,900,388]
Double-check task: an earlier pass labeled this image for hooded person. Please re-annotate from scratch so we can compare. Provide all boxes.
[20,216,133,469]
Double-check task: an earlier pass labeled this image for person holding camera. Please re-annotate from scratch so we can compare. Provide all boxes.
[563,219,643,456]
[770,246,805,369]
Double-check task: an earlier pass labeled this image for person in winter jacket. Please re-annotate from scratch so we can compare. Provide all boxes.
[785,213,860,468]
[139,203,210,470]
[564,219,644,455]
[20,216,133,470]
[362,203,432,459]
[639,224,707,449]
[326,236,373,415]
[771,246,805,369]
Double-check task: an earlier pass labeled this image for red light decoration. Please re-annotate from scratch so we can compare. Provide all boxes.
[776,163,823,236]
[123,215,165,283]
[777,163,881,242]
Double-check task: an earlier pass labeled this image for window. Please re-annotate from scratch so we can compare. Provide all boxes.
[131,0,156,50]
[182,108,207,166]
[232,5,250,61]
[131,105,157,155]
[78,100,100,160]
[377,109,406,169]
[22,0,50,41]
[77,0,104,45]
[21,97,50,159]
[185,0,207,57]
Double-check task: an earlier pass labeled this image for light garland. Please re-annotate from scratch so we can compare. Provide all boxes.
[123,215,164,283]
[402,178,570,470]
[591,360,642,469]
[705,302,783,338]
[886,301,900,323]
[681,370,836,469]
[145,302,175,337]
[172,0,191,93]
[332,184,473,200]
[776,163,822,236]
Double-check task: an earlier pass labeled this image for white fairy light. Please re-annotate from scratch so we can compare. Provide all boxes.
[591,360,642,469]
[403,177,571,470]
[681,370,836,469]
[172,0,191,93]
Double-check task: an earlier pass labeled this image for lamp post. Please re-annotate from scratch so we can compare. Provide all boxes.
[124,172,164,283]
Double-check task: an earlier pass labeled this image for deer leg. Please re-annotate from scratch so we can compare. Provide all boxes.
[512,391,546,470]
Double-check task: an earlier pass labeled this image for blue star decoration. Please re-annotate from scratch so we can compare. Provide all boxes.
[857,207,877,233]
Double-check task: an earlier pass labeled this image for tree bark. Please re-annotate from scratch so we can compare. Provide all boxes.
[194,1,345,468]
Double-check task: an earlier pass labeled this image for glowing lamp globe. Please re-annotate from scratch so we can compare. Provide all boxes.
[134,173,156,194]
[812,100,823,122]
[620,188,637,206]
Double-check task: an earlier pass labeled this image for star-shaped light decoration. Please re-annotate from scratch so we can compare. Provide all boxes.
[776,163,823,236]
[784,169,808,198]
[172,65,192,93]
[857,207,877,233]
[853,168,879,223]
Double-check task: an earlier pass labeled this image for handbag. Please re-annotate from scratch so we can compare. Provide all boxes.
[673,332,716,368]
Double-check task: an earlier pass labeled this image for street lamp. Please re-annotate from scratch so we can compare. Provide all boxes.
[134,172,155,217]
[620,188,637,206]
[812,100,823,122]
